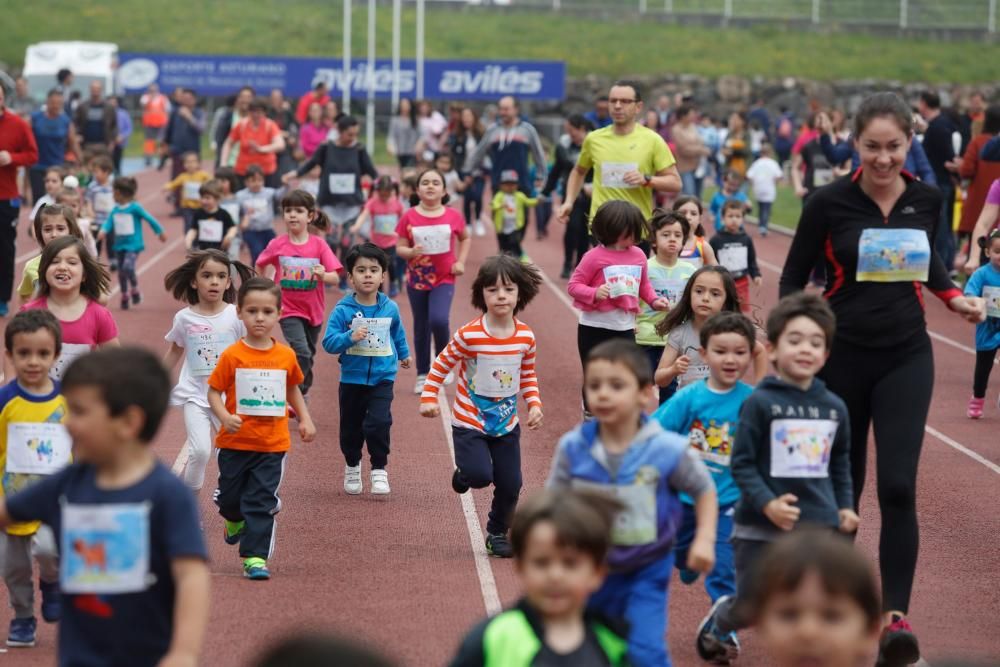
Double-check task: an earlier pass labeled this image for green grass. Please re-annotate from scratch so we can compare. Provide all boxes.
[6,1,1000,83]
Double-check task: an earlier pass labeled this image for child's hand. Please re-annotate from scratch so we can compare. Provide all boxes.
[526,405,543,430]
[281,171,297,184]
[420,402,439,419]
[838,508,860,534]
[594,284,611,302]
[351,326,368,342]
[299,417,316,443]
[952,295,987,323]
[240,219,250,231]
[673,355,690,376]
[651,296,669,311]
[451,261,465,276]
[311,264,325,281]
[752,276,763,287]
[687,535,716,573]
[159,232,168,242]
[764,493,801,531]
[399,356,412,369]
[221,413,243,433]
[410,244,425,259]
[96,230,106,242]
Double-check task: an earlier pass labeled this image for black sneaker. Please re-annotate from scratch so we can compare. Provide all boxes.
[876,615,920,667]
[451,468,469,494]
[486,533,513,558]
[39,580,61,623]
[131,291,142,305]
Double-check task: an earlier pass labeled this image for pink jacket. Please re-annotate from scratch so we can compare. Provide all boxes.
[567,245,658,314]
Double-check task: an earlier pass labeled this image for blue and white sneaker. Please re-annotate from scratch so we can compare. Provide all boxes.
[243,557,271,580]
[696,595,740,664]
[7,617,36,647]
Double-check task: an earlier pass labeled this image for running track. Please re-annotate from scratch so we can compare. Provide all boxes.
[1,166,997,666]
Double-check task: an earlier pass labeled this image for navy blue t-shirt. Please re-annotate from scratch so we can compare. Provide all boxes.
[6,461,207,667]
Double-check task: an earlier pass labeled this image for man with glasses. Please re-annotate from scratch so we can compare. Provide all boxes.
[463,95,547,197]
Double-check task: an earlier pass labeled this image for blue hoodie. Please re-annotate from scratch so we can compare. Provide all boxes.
[322,292,410,386]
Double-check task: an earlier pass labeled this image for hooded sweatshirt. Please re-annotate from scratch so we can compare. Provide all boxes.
[321,291,410,386]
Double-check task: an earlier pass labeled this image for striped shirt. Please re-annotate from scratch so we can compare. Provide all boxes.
[421,316,541,436]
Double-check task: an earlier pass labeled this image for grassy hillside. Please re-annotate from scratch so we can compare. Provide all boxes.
[5,0,1000,83]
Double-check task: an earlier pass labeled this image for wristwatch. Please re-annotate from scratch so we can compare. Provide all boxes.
[643,174,653,187]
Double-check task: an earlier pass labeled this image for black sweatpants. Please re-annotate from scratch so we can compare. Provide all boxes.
[577,325,636,412]
[280,317,322,395]
[713,537,770,634]
[215,449,286,560]
[339,381,394,469]
[497,229,523,258]
[562,198,591,273]
[973,348,999,398]
[0,200,19,304]
[820,332,933,613]
[453,425,522,536]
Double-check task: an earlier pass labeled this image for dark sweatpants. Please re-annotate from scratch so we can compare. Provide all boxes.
[339,381,394,469]
[577,325,635,412]
[453,425,522,536]
[215,449,286,560]
[280,317,321,395]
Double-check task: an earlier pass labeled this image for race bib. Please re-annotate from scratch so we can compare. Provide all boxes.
[5,423,72,475]
[411,224,452,255]
[278,256,319,290]
[687,419,733,467]
[603,265,642,298]
[112,213,135,236]
[856,228,930,283]
[718,245,749,273]
[601,162,639,189]
[983,286,1000,319]
[52,343,92,381]
[185,331,236,376]
[182,180,202,202]
[61,501,151,594]
[373,214,398,236]
[813,168,835,187]
[770,418,839,478]
[198,218,224,243]
[573,471,659,546]
[235,368,287,416]
[245,197,268,219]
[328,173,355,195]
[472,354,521,399]
[348,317,393,357]
[93,192,114,214]
[650,276,688,309]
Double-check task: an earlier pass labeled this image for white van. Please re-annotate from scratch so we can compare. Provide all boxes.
[22,41,118,100]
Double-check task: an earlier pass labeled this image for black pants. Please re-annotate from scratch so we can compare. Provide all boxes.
[973,348,998,398]
[640,344,676,405]
[0,200,19,303]
[453,425,522,536]
[339,381,394,469]
[463,175,484,225]
[562,198,591,273]
[713,537,770,634]
[28,168,46,207]
[820,332,933,613]
[577,325,636,412]
[497,230,523,258]
[215,449,286,560]
[280,317,321,395]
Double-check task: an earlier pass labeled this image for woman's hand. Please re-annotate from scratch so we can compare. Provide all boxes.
[950,295,986,323]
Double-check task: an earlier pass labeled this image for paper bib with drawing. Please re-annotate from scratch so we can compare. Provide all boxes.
[603,265,642,299]
[278,256,319,290]
[718,246,749,273]
[983,286,1000,319]
[182,181,202,202]
[856,228,930,282]
[471,354,521,398]
[61,501,151,594]
[373,214,398,236]
[235,368,287,416]
[572,473,658,546]
[328,173,356,195]
[198,218,224,243]
[112,213,135,236]
[52,342,92,381]
[5,422,72,476]
[348,317,393,356]
[687,419,733,468]
[185,330,237,376]
[245,197,268,218]
[601,162,639,189]
[411,224,452,255]
[650,276,688,308]
[769,418,838,478]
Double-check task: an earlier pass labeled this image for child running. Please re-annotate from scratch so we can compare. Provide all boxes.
[163,249,253,493]
[255,189,343,398]
[29,166,64,220]
[396,167,471,394]
[84,155,115,267]
[55,188,99,258]
[709,200,762,314]
[448,490,630,667]
[236,164,283,266]
[349,176,405,297]
[163,151,212,229]
[322,243,411,495]
[420,255,544,558]
[709,170,749,232]
[185,181,238,252]
[548,339,718,667]
[744,145,783,237]
[208,277,317,580]
[964,229,1000,418]
[491,169,537,259]
[18,205,84,304]
[696,293,859,665]
[1,311,68,648]
[0,347,210,666]
[97,176,167,310]
[674,196,718,267]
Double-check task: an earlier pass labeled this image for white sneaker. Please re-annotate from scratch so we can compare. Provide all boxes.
[344,465,363,495]
[414,374,427,394]
[474,220,487,237]
[370,469,390,495]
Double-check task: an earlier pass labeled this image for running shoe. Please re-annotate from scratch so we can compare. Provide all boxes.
[389,283,399,298]
[875,614,920,667]
[474,220,487,237]
[968,396,985,419]
[131,290,142,305]
[696,595,740,664]
[6,617,36,647]
[344,465,363,495]
[414,374,427,395]
[242,557,271,580]
[451,468,470,494]
[223,519,245,545]
[370,469,390,495]
[486,533,513,558]
[120,295,130,311]
[679,568,701,585]
[39,580,61,623]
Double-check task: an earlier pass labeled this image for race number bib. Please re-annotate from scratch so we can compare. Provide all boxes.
[856,228,930,283]
[245,197,268,219]
[185,331,236,376]
[93,192,114,214]
[411,224,452,255]
[573,471,659,546]
[373,214,398,236]
[650,276,688,309]
[278,256,319,290]
[198,218,224,243]
[328,173,355,195]
[601,162,639,189]
[472,354,521,398]
[5,423,72,475]
[61,502,151,594]
[235,368,287,416]
[813,168,835,187]
[983,286,1000,319]
[348,317,393,357]
[770,419,839,478]
[603,265,641,298]
[718,245,749,273]
[112,213,135,236]
[182,180,202,202]
[52,343,92,381]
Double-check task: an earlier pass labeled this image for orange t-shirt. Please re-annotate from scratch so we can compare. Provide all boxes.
[207,338,304,453]
[228,117,281,176]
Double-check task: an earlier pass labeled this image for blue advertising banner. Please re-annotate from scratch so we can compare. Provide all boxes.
[117,53,566,101]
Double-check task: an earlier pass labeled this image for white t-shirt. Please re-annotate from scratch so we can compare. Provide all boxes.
[746,157,783,203]
[164,304,246,407]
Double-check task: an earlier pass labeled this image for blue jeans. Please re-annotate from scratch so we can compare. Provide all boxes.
[757,200,772,231]
[407,283,455,374]
[674,503,736,603]
[243,229,276,267]
[589,554,674,667]
[115,251,138,295]
[680,170,698,196]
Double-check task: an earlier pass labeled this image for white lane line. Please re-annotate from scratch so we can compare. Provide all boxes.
[436,393,503,616]
[925,426,1000,475]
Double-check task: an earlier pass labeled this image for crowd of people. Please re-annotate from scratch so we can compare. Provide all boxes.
[0,68,995,667]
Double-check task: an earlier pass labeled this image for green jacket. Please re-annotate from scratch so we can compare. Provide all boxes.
[491,191,538,234]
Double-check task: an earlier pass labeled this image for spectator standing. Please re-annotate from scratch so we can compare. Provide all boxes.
[918,91,961,272]
[73,81,116,155]
[0,83,39,315]
[109,96,132,174]
[584,95,612,130]
[387,99,420,168]
[140,83,170,167]
[29,89,80,204]
[463,96,547,196]
[672,105,709,197]
[295,82,330,126]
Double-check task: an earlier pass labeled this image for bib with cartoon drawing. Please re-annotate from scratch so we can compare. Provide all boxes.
[112,213,135,236]
[51,343,92,381]
[278,256,319,290]
[235,368,287,417]
[61,501,151,594]
[856,228,930,283]
[686,418,733,468]
[411,224,452,255]
[471,354,521,399]
[184,326,237,377]
[601,162,639,189]
[573,467,659,546]
[603,265,641,299]
[770,418,838,478]
[348,317,393,357]
[5,422,72,476]
[983,286,1000,319]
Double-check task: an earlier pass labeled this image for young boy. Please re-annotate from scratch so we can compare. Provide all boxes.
[744,145,783,236]
[448,490,630,667]
[321,243,411,495]
[491,169,537,259]
[185,180,238,252]
[236,164,283,266]
[207,277,316,580]
[696,292,858,665]
[97,176,167,310]
[652,312,756,635]
[0,346,210,666]
[163,151,212,227]
[85,156,116,269]
[709,169,749,232]
[548,339,718,667]
[710,200,761,314]
[1,311,67,647]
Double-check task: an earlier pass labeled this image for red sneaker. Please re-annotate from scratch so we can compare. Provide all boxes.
[876,614,920,667]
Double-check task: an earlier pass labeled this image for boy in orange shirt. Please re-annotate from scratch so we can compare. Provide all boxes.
[208,276,316,580]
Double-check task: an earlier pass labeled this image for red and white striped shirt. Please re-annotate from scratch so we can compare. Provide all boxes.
[421,316,541,436]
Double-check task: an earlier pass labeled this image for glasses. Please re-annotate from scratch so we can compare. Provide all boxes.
[609,98,637,106]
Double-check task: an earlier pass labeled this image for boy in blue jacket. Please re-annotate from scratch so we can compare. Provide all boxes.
[548,339,718,667]
[322,243,411,496]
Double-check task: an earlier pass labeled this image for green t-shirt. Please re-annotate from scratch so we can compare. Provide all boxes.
[635,256,697,346]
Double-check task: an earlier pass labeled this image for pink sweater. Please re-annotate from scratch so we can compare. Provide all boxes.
[567,245,658,313]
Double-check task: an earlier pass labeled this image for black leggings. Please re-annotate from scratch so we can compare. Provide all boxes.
[563,198,591,272]
[973,348,998,398]
[820,332,933,613]
[577,325,635,412]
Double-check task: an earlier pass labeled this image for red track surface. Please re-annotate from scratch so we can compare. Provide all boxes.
[1,168,998,666]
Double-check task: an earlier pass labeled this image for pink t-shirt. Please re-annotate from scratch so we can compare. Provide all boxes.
[396,207,466,290]
[22,298,119,379]
[255,234,343,326]
[567,245,658,314]
[987,178,1000,206]
[365,196,404,249]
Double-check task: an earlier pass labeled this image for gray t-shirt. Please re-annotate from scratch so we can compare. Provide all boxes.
[235,187,281,232]
[667,321,710,388]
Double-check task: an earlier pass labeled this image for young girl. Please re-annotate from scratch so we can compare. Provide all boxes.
[22,236,119,380]
[395,168,471,394]
[216,167,243,261]
[29,166,65,221]
[255,189,342,397]
[964,230,1000,418]
[567,200,668,413]
[636,209,697,404]
[350,176,404,297]
[163,250,254,492]
[419,255,544,558]
[19,205,84,304]
[674,195,718,268]
[654,266,767,391]
[55,188,99,257]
